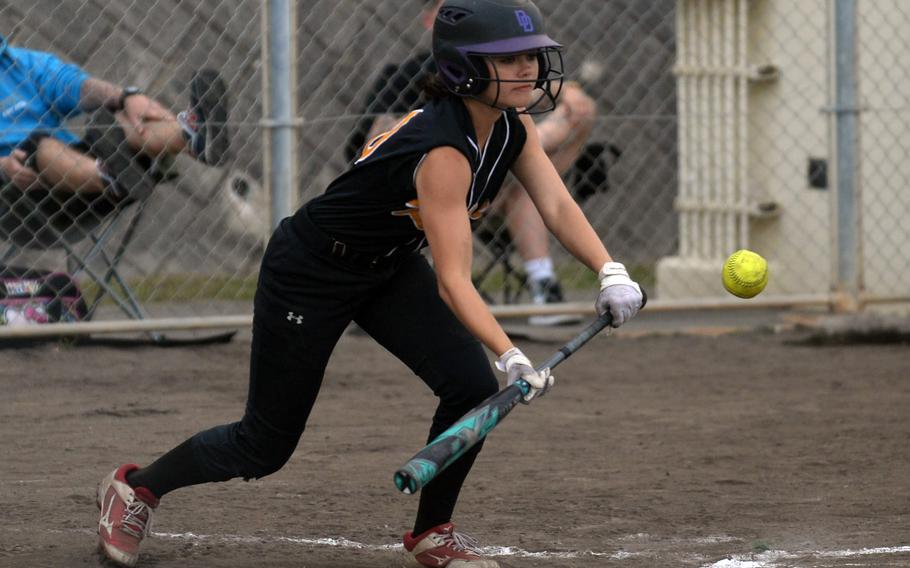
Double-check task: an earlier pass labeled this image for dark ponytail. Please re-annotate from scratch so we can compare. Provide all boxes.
[422,73,453,101]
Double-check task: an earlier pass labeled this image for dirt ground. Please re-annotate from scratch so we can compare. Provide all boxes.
[1,315,909,568]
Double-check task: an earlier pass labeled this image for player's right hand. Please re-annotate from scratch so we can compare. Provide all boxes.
[496,347,554,404]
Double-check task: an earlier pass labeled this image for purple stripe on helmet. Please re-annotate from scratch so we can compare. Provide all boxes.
[457,34,561,56]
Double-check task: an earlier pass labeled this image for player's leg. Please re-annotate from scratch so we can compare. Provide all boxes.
[96,221,361,566]
[354,254,500,568]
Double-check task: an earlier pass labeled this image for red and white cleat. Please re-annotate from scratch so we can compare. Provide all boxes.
[96,464,158,567]
[403,522,500,567]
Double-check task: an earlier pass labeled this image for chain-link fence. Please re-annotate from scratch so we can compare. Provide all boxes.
[0,0,907,334]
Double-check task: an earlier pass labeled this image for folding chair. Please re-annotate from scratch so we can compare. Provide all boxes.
[0,163,233,345]
[1,175,156,318]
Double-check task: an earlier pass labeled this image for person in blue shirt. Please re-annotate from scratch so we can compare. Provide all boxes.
[0,33,229,221]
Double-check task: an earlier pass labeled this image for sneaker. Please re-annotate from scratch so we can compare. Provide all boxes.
[527,277,583,326]
[403,523,499,568]
[177,69,230,166]
[85,109,155,202]
[96,464,158,567]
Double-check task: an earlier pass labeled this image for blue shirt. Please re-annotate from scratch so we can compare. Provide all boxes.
[0,34,88,157]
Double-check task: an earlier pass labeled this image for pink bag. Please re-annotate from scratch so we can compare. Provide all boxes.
[0,266,87,326]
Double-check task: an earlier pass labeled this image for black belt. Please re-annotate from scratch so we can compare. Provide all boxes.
[291,207,410,269]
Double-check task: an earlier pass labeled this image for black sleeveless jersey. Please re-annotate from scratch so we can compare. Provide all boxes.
[299,96,528,255]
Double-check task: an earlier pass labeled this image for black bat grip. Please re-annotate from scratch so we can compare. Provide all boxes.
[536,312,612,372]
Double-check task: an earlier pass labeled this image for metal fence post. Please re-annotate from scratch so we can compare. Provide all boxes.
[833,0,861,309]
[264,0,297,229]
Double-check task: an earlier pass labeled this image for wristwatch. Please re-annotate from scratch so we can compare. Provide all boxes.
[118,86,144,110]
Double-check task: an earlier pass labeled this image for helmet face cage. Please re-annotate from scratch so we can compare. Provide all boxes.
[466,46,565,114]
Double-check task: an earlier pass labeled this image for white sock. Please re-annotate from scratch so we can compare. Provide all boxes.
[524,257,555,283]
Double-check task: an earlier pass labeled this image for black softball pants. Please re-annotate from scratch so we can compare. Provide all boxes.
[129,215,499,533]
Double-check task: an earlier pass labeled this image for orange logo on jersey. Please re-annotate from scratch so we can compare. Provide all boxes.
[392,199,424,230]
[392,199,493,230]
[357,109,424,163]
[468,200,492,221]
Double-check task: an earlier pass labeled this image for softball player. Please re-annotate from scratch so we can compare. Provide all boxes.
[95,1,644,566]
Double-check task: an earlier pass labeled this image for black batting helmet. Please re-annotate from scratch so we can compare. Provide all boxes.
[432,0,564,113]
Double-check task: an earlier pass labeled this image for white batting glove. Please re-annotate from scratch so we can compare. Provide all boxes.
[495,347,554,404]
[595,261,643,328]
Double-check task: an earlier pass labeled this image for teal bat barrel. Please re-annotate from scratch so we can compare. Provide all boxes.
[394,312,615,494]
[393,380,530,494]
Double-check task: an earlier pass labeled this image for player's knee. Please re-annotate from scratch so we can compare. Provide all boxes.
[193,415,301,481]
[236,416,300,479]
[241,443,296,480]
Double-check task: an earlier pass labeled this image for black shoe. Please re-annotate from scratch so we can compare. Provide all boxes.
[527,277,583,326]
[177,69,230,166]
[85,109,154,202]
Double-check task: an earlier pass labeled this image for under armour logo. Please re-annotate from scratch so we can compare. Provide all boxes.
[515,9,534,32]
[287,312,303,324]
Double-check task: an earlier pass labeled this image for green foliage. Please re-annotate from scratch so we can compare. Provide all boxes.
[80,274,259,304]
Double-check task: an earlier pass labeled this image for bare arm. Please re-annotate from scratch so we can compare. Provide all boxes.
[78,77,124,112]
[417,146,514,357]
[511,114,612,274]
[79,78,170,134]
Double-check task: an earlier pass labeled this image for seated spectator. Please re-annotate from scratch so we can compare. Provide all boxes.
[0,32,229,231]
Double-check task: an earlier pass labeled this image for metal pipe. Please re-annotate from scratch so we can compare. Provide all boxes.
[677,0,691,257]
[737,0,749,247]
[722,0,736,253]
[832,0,861,306]
[0,295,849,339]
[266,0,296,229]
[710,0,721,259]
[697,0,710,258]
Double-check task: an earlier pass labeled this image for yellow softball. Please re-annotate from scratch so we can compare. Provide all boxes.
[722,249,768,299]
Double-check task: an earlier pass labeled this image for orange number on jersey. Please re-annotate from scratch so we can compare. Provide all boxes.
[356,109,423,164]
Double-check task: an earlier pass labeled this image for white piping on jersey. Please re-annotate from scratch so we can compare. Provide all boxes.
[466,112,508,207]
[412,153,428,189]
[478,112,510,205]
[465,136,481,206]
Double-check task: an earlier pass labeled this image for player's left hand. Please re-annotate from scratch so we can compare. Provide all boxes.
[496,347,554,404]
[595,261,643,327]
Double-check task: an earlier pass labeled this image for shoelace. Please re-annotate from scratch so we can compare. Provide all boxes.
[443,530,482,554]
[120,500,153,539]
